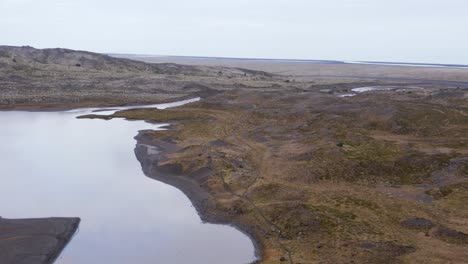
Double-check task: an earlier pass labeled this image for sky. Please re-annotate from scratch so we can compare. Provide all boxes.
[1,0,467,64]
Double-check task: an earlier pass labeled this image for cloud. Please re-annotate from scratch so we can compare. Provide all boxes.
[0,0,467,64]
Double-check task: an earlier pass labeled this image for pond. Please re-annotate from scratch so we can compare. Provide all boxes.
[0,99,256,264]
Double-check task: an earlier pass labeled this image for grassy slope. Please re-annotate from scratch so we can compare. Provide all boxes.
[97,88,468,263]
[0,46,286,107]
[4,46,467,263]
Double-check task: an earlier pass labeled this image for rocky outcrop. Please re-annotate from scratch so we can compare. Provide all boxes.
[0,217,80,264]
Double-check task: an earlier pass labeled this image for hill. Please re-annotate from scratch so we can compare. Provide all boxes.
[0,46,278,108]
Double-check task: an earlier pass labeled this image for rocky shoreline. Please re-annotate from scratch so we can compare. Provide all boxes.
[133,131,264,262]
[100,89,468,263]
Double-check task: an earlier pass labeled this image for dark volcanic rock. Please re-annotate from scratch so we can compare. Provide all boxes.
[360,242,377,249]
[401,217,468,244]
[358,241,416,263]
[400,217,436,231]
[0,217,80,264]
[433,226,468,244]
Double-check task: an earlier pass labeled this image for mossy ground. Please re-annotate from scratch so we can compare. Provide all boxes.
[90,88,468,263]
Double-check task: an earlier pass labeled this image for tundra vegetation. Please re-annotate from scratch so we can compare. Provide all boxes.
[1,46,467,263]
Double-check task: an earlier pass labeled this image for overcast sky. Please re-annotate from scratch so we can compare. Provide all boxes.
[1,0,467,64]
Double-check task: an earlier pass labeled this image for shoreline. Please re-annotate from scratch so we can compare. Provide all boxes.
[1,87,466,262]
[2,45,467,263]
[134,131,264,262]
[0,95,196,112]
[0,101,265,263]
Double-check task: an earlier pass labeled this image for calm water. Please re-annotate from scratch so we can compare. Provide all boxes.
[0,100,256,264]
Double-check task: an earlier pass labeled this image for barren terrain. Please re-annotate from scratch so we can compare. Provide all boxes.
[1,46,467,263]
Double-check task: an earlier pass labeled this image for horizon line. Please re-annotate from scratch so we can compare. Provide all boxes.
[107,53,468,69]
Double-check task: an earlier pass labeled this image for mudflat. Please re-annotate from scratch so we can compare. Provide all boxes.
[1,46,467,263]
[115,55,468,84]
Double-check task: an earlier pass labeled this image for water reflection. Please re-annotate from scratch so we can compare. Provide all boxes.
[0,101,255,264]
